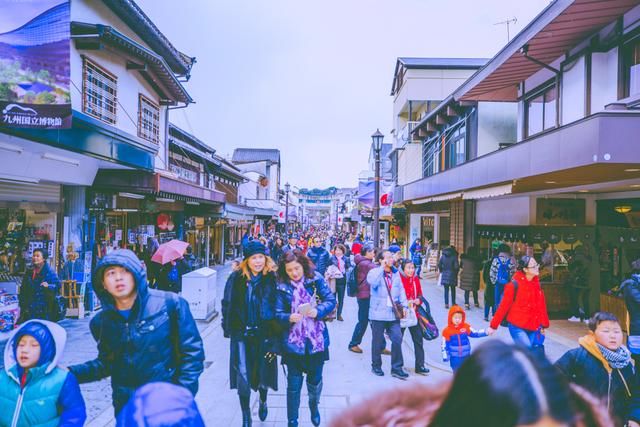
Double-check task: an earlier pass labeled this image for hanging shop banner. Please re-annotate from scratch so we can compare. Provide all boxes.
[0,0,71,129]
[358,180,394,208]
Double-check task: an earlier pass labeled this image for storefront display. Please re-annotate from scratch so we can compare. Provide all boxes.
[476,225,594,314]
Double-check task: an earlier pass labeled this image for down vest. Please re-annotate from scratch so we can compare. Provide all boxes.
[69,249,205,415]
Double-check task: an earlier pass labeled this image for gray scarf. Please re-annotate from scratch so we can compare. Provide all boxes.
[597,343,632,369]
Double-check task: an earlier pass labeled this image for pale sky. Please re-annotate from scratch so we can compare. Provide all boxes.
[137,0,552,189]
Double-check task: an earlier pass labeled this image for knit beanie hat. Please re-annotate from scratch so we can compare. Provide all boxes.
[13,321,56,368]
[244,241,267,260]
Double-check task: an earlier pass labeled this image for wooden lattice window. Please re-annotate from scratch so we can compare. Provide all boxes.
[138,94,160,143]
[82,57,117,124]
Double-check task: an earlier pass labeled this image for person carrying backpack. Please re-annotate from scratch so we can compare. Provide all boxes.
[489,244,515,312]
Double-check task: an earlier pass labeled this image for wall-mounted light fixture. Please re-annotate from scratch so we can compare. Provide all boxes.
[614,205,632,214]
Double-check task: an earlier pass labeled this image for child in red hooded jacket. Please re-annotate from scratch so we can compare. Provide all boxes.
[441,305,487,372]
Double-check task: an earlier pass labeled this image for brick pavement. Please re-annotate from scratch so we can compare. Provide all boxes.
[0,266,589,426]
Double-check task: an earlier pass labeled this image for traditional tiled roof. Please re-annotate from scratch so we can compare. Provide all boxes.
[232,148,281,165]
[102,0,194,77]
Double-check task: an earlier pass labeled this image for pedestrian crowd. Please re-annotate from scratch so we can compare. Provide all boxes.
[7,227,640,427]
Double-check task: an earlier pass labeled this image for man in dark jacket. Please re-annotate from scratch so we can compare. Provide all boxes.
[69,249,205,415]
[307,237,331,275]
[555,312,640,425]
[348,244,377,353]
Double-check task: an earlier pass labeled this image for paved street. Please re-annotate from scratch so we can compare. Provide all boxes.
[1,264,588,427]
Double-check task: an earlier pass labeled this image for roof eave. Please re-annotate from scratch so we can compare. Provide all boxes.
[102,0,193,76]
[72,23,193,104]
[454,0,572,101]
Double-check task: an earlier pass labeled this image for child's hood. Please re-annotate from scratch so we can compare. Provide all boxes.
[447,305,467,327]
[4,319,66,381]
[443,305,471,341]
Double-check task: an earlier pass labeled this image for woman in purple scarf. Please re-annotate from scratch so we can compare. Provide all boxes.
[275,250,336,427]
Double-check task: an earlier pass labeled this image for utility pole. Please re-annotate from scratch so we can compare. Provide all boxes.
[494,17,517,42]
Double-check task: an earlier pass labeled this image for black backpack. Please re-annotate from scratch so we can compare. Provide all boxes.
[346,265,358,297]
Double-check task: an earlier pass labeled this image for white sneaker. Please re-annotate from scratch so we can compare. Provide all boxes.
[568,316,580,322]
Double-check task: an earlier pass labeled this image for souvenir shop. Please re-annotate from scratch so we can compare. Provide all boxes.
[0,182,61,332]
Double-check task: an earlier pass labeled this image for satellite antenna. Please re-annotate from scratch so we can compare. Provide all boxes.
[494,17,517,42]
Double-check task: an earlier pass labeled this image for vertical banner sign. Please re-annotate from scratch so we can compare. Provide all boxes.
[0,0,71,129]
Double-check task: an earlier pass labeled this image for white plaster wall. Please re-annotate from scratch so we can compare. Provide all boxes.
[71,1,152,49]
[70,2,168,169]
[397,143,423,185]
[476,196,532,225]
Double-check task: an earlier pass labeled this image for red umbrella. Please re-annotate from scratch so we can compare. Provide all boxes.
[151,239,189,265]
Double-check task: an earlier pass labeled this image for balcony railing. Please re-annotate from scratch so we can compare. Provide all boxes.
[399,121,420,144]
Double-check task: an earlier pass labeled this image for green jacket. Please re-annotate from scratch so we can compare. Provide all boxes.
[0,364,66,427]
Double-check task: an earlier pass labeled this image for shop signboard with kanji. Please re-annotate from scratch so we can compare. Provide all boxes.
[0,0,71,129]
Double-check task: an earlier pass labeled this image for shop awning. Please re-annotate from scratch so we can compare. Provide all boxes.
[463,183,513,200]
[413,192,462,204]
[225,203,256,221]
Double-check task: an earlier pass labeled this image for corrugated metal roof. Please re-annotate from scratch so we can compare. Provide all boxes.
[232,148,281,164]
[456,0,640,101]
[398,58,488,69]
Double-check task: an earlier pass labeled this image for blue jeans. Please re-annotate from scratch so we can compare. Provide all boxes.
[349,298,370,347]
[443,285,456,306]
[508,324,545,356]
[494,282,505,309]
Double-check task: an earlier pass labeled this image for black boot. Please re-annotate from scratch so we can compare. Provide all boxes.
[258,388,268,421]
[307,380,323,427]
[239,395,252,427]
[287,375,303,427]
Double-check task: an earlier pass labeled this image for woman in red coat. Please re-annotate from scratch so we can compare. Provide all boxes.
[399,259,430,375]
[488,255,549,354]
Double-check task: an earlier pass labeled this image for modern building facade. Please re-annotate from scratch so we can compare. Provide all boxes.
[398,0,640,317]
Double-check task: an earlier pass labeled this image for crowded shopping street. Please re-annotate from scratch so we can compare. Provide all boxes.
[3,0,640,426]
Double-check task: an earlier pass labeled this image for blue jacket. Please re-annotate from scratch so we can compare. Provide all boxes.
[274,273,336,355]
[19,262,60,321]
[116,382,205,427]
[0,320,86,427]
[69,249,205,414]
[367,267,408,322]
[307,246,331,275]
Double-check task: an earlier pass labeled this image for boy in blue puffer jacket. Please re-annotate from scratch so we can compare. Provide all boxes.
[441,305,488,372]
[0,320,86,427]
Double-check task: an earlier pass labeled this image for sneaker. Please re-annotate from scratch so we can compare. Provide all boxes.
[382,349,391,356]
[391,369,409,380]
[465,304,471,310]
[568,316,581,322]
[484,317,489,322]
[349,345,363,354]
[371,367,384,376]
[445,304,449,309]
[415,366,430,375]
[337,315,344,321]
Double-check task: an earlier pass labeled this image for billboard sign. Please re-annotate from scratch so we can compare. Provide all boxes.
[0,0,71,129]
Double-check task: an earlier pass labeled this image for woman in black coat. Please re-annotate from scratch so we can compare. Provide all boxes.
[19,248,61,322]
[459,247,481,310]
[221,241,279,427]
[438,246,459,309]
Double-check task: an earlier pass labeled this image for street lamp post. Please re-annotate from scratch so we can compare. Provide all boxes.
[284,182,290,234]
[371,129,384,248]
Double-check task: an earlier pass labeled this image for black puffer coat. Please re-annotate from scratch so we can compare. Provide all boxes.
[622,274,640,336]
[438,247,459,286]
[459,254,481,292]
[69,250,205,414]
